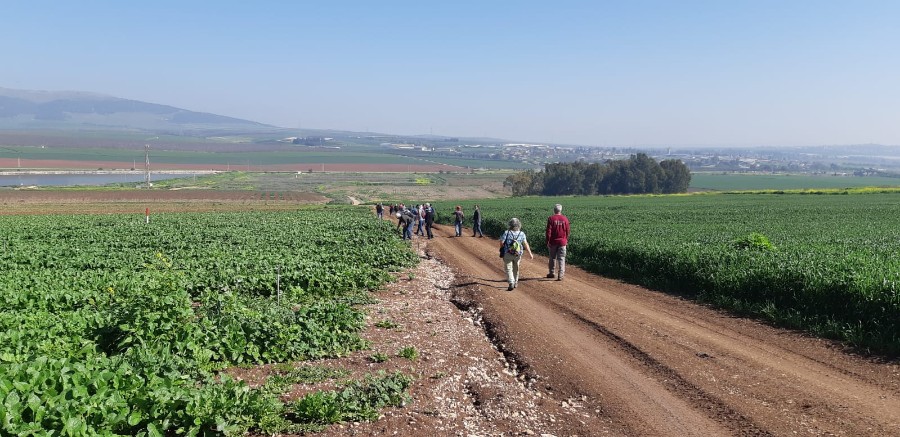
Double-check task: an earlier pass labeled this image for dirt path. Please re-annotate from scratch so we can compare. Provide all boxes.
[424,223,900,436]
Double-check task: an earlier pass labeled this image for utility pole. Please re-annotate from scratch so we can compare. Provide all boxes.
[144,144,151,188]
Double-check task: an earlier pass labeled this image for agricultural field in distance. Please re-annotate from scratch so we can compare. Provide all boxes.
[150,171,513,203]
[431,193,900,356]
[0,145,442,169]
[0,139,532,172]
[690,172,900,191]
[0,207,418,435]
[0,170,512,214]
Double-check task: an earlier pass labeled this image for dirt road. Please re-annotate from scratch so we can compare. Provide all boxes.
[425,223,900,436]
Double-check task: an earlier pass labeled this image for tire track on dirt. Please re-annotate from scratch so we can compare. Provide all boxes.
[428,227,734,435]
[525,272,900,434]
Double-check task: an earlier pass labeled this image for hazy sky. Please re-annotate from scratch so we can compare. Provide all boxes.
[2,1,898,146]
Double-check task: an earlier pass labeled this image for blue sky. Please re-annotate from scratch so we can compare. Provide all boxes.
[2,1,898,146]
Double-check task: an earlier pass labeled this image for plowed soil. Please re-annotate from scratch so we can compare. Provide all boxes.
[0,190,328,214]
[424,223,900,436]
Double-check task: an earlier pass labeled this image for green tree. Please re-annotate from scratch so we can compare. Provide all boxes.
[504,169,544,196]
[659,159,691,193]
[506,154,690,196]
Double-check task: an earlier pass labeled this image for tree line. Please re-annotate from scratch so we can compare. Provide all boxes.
[504,153,691,196]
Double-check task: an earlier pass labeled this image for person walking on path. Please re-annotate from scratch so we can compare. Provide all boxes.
[409,205,419,235]
[375,203,384,219]
[424,203,435,239]
[545,203,570,281]
[499,218,533,291]
[416,204,426,236]
[453,205,465,237]
[472,205,484,237]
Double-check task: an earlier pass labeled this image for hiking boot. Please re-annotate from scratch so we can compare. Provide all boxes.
[507,284,514,291]
[546,273,556,279]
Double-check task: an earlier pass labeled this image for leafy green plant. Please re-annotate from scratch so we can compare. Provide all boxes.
[732,232,776,251]
[290,372,412,425]
[266,365,350,391]
[369,352,389,363]
[374,319,399,329]
[0,207,420,434]
[397,346,419,361]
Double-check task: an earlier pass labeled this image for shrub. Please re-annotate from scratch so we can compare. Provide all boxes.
[732,232,776,251]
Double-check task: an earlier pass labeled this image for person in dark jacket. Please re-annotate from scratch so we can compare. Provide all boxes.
[424,203,435,239]
[402,208,415,240]
[397,208,413,240]
[471,204,484,237]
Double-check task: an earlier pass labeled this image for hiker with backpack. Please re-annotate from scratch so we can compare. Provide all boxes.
[397,207,414,240]
[499,217,533,291]
[402,207,416,240]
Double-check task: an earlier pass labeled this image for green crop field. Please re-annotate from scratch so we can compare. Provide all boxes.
[432,193,900,356]
[690,173,900,191]
[414,156,537,170]
[0,207,416,435]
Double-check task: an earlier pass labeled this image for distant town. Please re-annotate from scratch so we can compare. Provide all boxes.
[287,134,900,176]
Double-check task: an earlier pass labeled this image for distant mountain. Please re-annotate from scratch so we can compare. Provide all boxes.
[0,87,276,134]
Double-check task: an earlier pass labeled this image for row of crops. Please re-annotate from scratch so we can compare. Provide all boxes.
[0,207,417,435]
[432,194,900,356]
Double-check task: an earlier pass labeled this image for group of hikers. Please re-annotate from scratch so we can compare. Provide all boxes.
[497,203,569,290]
[375,202,571,292]
[375,203,437,240]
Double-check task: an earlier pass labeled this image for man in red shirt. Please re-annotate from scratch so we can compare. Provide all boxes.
[545,203,570,281]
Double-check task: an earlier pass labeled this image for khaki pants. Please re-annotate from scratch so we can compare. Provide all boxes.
[503,253,522,286]
[548,244,567,279]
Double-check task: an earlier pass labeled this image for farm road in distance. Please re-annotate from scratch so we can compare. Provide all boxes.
[424,222,900,435]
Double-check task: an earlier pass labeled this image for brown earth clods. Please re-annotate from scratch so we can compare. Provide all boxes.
[0,190,329,214]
